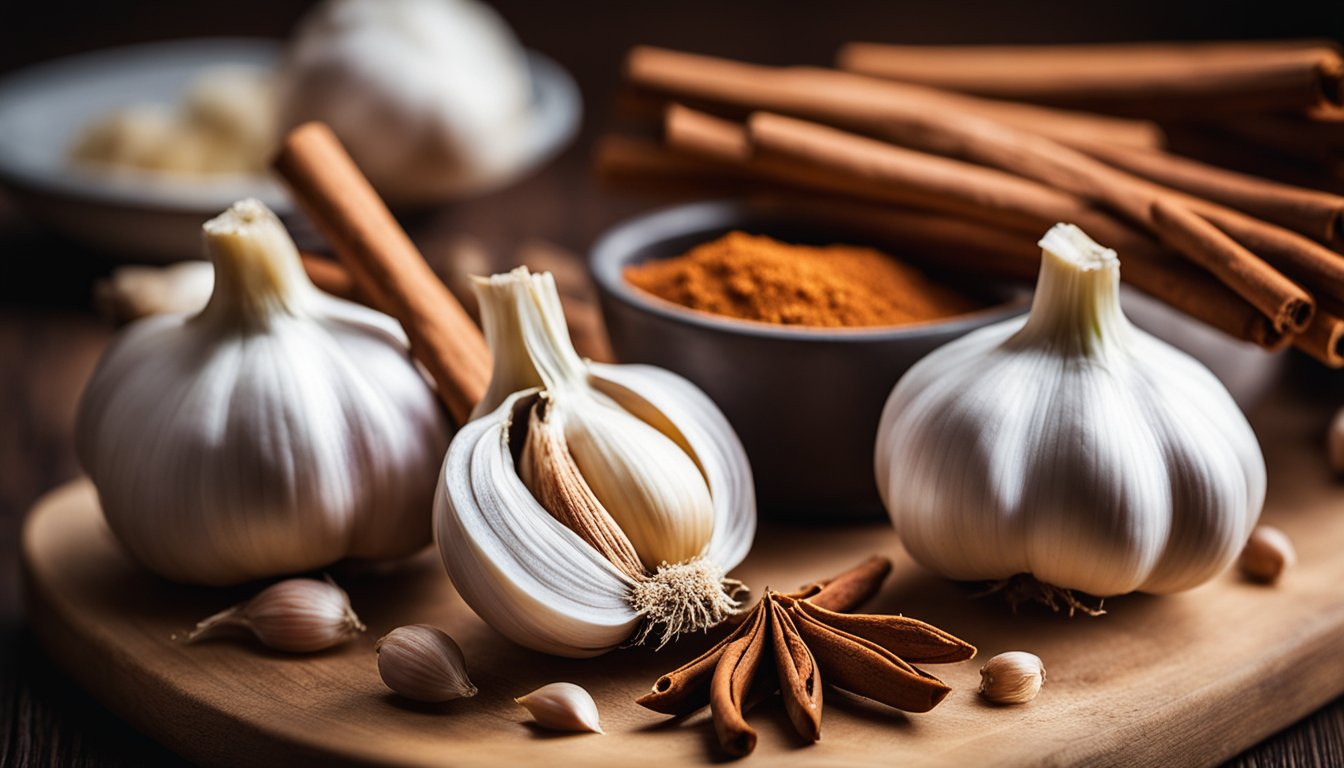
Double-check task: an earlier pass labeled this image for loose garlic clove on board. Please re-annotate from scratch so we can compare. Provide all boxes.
[187,577,365,653]
[980,652,1046,705]
[515,682,604,733]
[376,625,477,702]
[1238,526,1296,584]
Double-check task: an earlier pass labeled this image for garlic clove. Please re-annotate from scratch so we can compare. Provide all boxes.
[520,401,645,580]
[515,682,604,733]
[376,624,477,702]
[187,577,365,653]
[979,651,1046,705]
[1238,525,1296,584]
[555,390,715,569]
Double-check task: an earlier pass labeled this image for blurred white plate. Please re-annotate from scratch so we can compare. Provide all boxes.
[0,38,581,262]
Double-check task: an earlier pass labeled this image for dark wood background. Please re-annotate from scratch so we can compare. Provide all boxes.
[2,1,1342,765]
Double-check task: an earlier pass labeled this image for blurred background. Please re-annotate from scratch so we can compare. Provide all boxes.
[1,1,1341,765]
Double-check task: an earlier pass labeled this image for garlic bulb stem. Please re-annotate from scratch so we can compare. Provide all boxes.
[1007,224,1132,356]
[197,199,316,326]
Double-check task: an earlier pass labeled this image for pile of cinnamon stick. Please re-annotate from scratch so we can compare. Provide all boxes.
[598,41,1344,366]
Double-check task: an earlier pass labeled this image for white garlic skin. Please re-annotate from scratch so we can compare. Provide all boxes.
[377,624,477,702]
[515,682,604,733]
[278,0,532,203]
[876,224,1265,597]
[77,199,450,585]
[980,651,1046,705]
[435,269,755,657]
[188,577,364,653]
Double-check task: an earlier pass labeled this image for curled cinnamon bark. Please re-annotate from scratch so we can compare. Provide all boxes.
[709,600,770,757]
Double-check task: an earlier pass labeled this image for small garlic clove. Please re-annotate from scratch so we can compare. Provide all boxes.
[1238,525,1296,584]
[376,624,477,702]
[979,651,1046,705]
[187,577,365,653]
[515,682,604,733]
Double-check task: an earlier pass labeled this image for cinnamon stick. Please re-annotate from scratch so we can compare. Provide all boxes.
[627,46,1164,150]
[273,123,491,425]
[1149,200,1314,333]
[636,610,755,716]
[659,110,1284,347]
[768,595,822,742]
[796,555,893,613]
[837,40,1344,116]
[1071,139,1344,247]
[787,602,951,713]
[709,599,770,757]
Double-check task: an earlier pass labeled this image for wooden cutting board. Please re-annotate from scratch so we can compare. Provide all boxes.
[21,388,1344,768]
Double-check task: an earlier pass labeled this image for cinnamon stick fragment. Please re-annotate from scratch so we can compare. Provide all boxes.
[627,47,1164,150]
[768,597,822,742]
[709,599,771,757]
[1149,200,1314,333]
[787,602,951,714]
[272,122,491,425]
[790,600,976,665]
[837,40,1344,116]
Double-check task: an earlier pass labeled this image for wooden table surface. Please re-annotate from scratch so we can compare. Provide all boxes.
[1,1,1342,765]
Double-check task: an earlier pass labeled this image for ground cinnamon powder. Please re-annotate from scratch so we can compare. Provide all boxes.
[624,231,980,327]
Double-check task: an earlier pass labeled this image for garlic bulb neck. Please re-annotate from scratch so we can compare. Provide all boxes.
[197,198,316,328]
[1007,224,1133,357]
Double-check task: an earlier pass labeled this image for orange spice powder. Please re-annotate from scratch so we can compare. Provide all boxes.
[624,231,981,328]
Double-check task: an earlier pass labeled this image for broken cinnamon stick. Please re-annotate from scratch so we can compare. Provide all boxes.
[709,599,770,757]
[1293,302,1344,367]
[273,122,491,425]
[837,40,1344,116]
[768,595,823,743]
[627,46,1164,150]
[790,600,976,665]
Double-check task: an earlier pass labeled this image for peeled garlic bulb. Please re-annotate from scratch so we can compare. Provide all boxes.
[278,0,532,202]
[876,224,1265,599]
[515,682,604,733]
[187,577,364,653]
[434,267,755,657]
[76,199,450,585]
[377,624,478,702]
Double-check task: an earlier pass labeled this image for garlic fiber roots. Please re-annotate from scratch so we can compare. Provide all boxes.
[435,267,755,657]
[76,199,450,585]
[876,224,1265,601]
[188,577,365,653]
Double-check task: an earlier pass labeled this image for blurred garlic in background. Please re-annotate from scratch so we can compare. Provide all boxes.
[69,65,276,176]
[278,0,534,203]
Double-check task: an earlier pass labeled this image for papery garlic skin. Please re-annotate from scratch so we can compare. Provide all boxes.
[876,224,1265,597]
[435,268,754,657]
[77,199,450,585]
[377,624,477,702]
[188,577,365,653]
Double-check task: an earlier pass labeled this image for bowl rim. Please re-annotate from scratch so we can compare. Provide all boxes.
[589,198,1030,343]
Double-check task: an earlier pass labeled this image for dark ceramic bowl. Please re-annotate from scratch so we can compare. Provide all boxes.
[590,199,1028,519]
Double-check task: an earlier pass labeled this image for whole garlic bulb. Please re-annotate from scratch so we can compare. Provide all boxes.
[76,199,450,585]
[278,0,533,202]
[435,267,755,657]
[875,224,1265,598]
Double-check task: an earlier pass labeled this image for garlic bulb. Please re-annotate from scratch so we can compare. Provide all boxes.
[76,199,450,585]
[187,577,364,653]
[377,624,477,702]
[434,267,755,657]
[278,0,533,202]
[515,682,604,734]
[875,224,1265,599]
